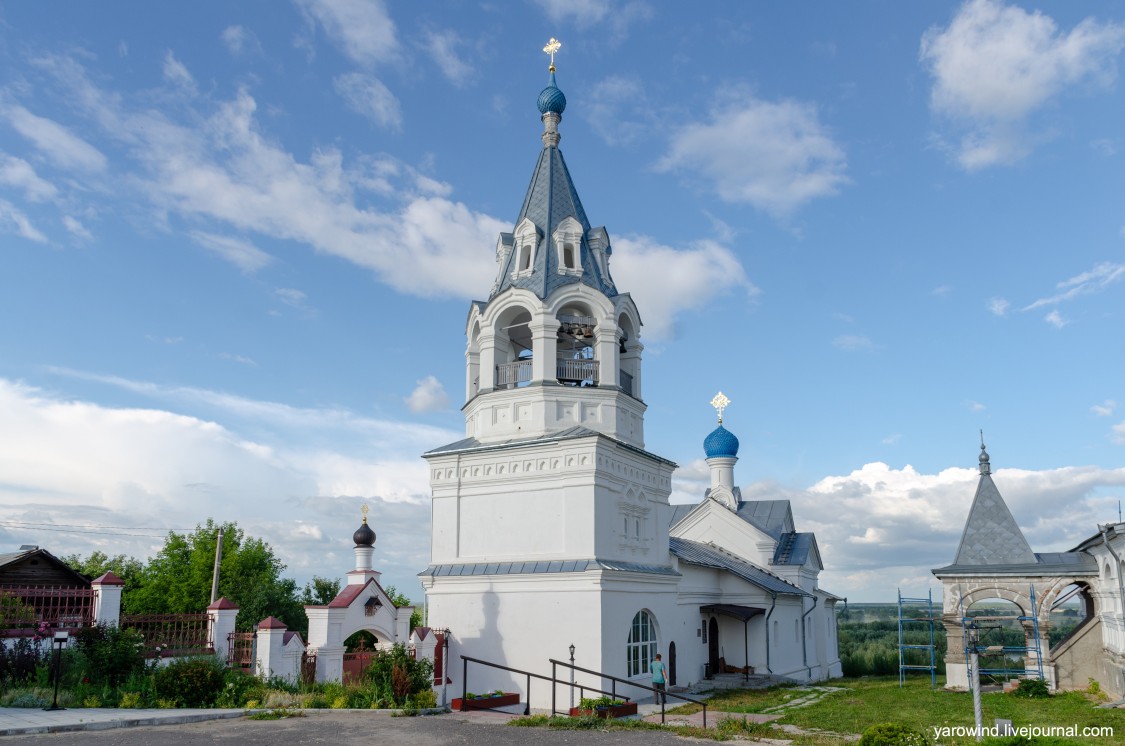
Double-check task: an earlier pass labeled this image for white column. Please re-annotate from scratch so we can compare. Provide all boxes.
[530,317,558,384]
[256,616,292,682]
[206,598,239,661]
[90,572,124,626]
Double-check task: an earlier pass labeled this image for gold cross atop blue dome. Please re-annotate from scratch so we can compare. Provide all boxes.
[704,392,739,458]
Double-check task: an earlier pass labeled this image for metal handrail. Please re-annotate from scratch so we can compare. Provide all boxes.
[549,658,708,728]
[460,654,629,717]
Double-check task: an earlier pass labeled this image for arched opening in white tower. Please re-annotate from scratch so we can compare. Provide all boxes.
[494,307,533,389]
[555,303,598,387]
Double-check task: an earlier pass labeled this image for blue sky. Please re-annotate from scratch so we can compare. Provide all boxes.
[1,0,1124,603]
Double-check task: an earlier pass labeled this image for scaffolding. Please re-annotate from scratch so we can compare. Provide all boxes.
[898,588,938,688]
[960,584,1044,685]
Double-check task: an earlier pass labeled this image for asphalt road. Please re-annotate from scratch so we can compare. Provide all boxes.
[2,712,705,745]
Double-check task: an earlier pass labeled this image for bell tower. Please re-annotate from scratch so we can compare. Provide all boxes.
[461,40,646,449]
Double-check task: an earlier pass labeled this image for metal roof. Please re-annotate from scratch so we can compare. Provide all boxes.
[735,500,795,540]
[772,532,814,566]
[418,558,680,578]
[933,551,1097,577]
[701,603,765,621]
[951,472,1036,566]
[670,538,809,597]
[423,425,677,467]
[489,143,618,301]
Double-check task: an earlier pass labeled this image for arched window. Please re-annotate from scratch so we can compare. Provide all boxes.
[626,611,657,677]
[518,243,532,271]
[563,243,576,269]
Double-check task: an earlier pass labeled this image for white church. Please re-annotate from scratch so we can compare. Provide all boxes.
[418,47,841,706]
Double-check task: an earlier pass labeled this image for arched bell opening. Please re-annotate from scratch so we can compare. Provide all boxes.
[494,307,533,389]
[617,312,641,399]
[466,320,482,400]
[556,303,599,387]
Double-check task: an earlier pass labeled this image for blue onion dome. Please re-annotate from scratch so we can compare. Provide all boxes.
[353,519,375,547]
[704,425,740,459]
[537,71,567,115]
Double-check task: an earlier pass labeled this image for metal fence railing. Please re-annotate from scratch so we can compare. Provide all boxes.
[0,585,95,636]
[121,613,212,657]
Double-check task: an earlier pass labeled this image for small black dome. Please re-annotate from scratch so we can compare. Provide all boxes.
[353,520,376,547]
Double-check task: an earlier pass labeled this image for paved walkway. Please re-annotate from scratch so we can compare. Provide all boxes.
[0,707,247,737]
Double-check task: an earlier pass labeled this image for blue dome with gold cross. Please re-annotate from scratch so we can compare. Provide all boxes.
[704,425,739,459]
[537,70,566,114]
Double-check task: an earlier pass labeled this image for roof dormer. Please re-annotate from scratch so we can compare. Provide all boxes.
[511,218,540,279]
[553,216,584,276]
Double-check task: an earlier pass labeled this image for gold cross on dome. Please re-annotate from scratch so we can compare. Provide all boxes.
[543,38,562,71]
[710,392,731,424]
[361,503,369,523]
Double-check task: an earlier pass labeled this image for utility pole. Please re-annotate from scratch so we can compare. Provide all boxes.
[210,525,224,604]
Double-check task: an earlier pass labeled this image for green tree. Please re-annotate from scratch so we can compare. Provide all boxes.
[384,585,423,632]
[62,551,146,597]
[113,520,306,634]
[300,576,341,606]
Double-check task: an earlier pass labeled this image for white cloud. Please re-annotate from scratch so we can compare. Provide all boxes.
[0,377,440,590]
[987,297,1010,316]
[17,52,742,338]
[2,104,107,172]
[967,400,985,412]
[611,236,757,340]
[533,0,610,25]
[931,284,952,297]
[657,96,848,216]
[1044,309,1069,328]
[62,215,93,240]
[585,75,646,146]
[295,0,400,67]
[221,25,261,56]
[333,72,402,130]
[220,352,258,366]
[1114,421,1125,445]
[275,288,308,309]
[0,154,58,201]
[0,198,46,242]
[802,460,1125,599]
[882,433,902,445]
[532,0,650,33]
[405,375,450,413]
[921,0,1125,170]
[190,230,273,273]
[1023,261,1125,310]
[833,334,874,351]
[162,51,197,94]
[419,29,472,87]
[1092,399,1117,417]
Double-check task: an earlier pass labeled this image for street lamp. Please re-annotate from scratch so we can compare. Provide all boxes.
[44,631,69,711]
[569,644,576,709]
[441,628,452,709]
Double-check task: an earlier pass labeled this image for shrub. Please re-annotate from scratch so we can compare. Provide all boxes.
[73,623,146,687]
[1011,678,1049,698]
[119,691,143,708]
[0,636,46,687]
[859,722,930,746]
[364,643,433,707]
[152,656,226,707]
[215,669,265,708]
[411,688,437,709]
[2,688,53,707]
[83,695,103,708]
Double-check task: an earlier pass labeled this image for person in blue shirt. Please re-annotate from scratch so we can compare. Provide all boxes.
[650,653,667,704]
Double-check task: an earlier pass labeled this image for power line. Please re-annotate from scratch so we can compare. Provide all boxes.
[0,519,197,532]
[0,523,170,539]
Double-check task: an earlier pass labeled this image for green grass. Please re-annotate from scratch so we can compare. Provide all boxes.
[246,709,305,720]
[671,676,1123,744]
